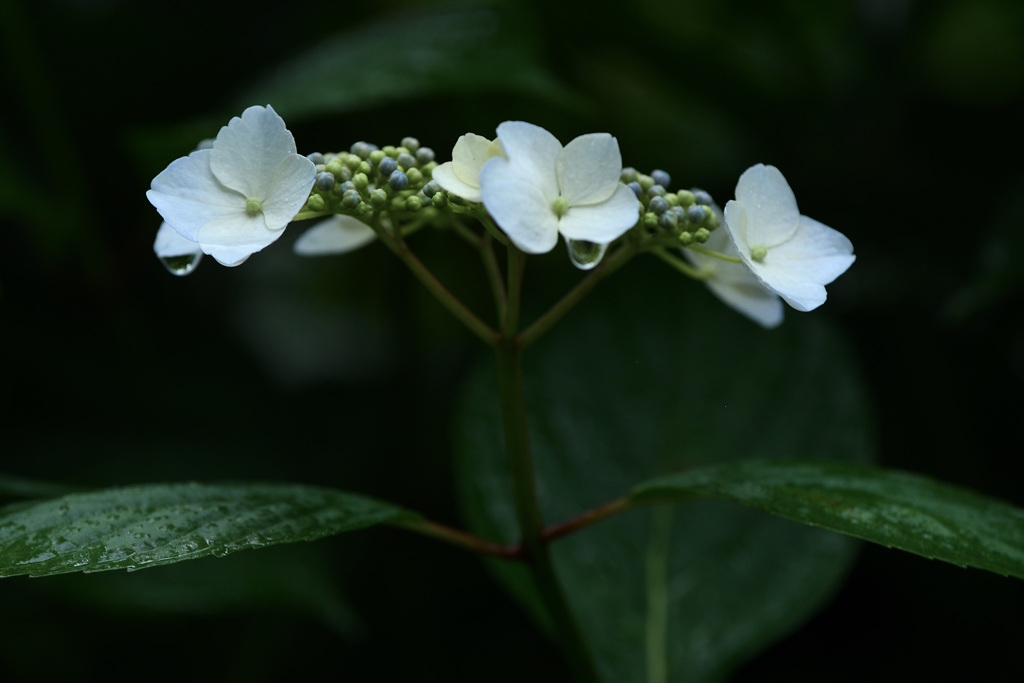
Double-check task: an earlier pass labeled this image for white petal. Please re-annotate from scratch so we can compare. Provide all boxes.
[747,216,855,311]
[294,216,377,256]
[685,224,783,328]
[147,150,242,242]
[733,164,800,248]
[452,134,503,183]
[479,157,559,254]
[433,162,482,202]
[556,183,639,243]
[261,154,316,230]
[153,221,203,258]
[196,213,281,265]
[556,133,621,206]
[493,121,560,192]
[210,105,298,199]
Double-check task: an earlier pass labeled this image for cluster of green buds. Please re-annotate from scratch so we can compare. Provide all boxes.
[623,167,721,247]
[302,137,439,218]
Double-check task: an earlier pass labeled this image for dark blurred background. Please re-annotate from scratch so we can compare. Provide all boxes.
[2,0,1023,680]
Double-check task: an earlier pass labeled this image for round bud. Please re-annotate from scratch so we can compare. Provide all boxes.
[621,167,638,183]
[686,205,707,224]
[643,212,659,230]
[401,137,420,152]
[369,150,387,166]
[648,184,666,197]
[627,181,643,198]
[325,160,345,177]
[315,172,335,192]
[658,212,678,231]
[675,190,695,206]
[342,189,362,208]
[405,195,422,211]
[388,170,409,191]
[638,174,655,191]
[651,169,671,188]
[649,196,669,215]
[307,152,325,165]
[692,189,713,206]
[353,173,369,191]
[378,156,398,177]
[370,188,388,207]
[382,145,398,157]
[679,231,693,245]
[306,195,325,212]
[406,167,423,185]
[422,181,441,198]
[397,152,417,169]
[415,147,435,164]
[694,227,710,243]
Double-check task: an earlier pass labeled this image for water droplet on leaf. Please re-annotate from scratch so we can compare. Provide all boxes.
[565,239,608,271]
[159,253,201,276]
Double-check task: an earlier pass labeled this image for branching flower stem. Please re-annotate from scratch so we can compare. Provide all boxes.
[371,214,499,347]
[496,245,601,683]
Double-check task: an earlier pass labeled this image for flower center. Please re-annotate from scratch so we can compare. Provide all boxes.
[751,245,768,262]
[551,196,570,218]
[245,197,263,216]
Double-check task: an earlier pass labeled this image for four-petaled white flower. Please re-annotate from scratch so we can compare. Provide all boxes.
[432,133,504,203]
[478,121,639,254]
[724,164,855,312]
[147,105,315,267]
[684,208,784,329]
[293,215,378,256]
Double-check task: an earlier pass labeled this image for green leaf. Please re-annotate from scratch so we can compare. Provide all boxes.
[233,6,568,122]
[455,266,874,682]
[0,482,414,578]
[631,459,1024,580]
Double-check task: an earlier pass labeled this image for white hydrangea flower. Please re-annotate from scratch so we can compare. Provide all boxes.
[432,133,504,203]
[294,215,377,256]
[146,105,315,267]
[724,164,855,312]
[684,212,783,328]
[478,121,639,254]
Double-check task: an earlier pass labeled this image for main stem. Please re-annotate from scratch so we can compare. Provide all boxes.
[497,248,600,682]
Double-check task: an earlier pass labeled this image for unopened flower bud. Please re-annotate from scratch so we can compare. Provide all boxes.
[315,172,335,192]
[627,181,642,198]
[405,195,422,211]
[691,189,713,206]
[378,156,397,176]
[306,194,326,212]
[389,170,409,191]
[342,189,362,208]
[401,137,420,152]
[649,196,669,215]
[353,173,369,191]
[369,188,388,207]
[415,147,435,164]
[397,152,416,169]
[686,205,707,224]
[651,169,671,188]
[694,227,710,243]
[405,167,423,185]
[369,150,387,166]
[307,152,325,165]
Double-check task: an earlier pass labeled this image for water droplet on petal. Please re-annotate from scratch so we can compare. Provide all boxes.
[159,253,202,276]
[565,239,608,271]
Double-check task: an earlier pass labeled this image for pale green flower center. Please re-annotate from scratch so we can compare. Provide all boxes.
[551,196,570,218]
[751,245,768,262]
[245,197,263,216]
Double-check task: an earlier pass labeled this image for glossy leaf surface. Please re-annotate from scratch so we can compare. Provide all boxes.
[0,482,412,578]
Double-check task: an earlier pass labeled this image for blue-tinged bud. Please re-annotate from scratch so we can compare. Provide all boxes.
[422,181,441,198]
[389,170,409,191]
[691,189,713,206]
[686,205,707,224]
[337,180,356,194]
[342,189,362,208]
[649,196,669,215]
[315,172,336,192]
[648,184,666,197]
[378,156,398,176]
[397,152,416,169]
[651,169,671,188]
[415,147,435,164]
[401,137,420,152]
[658,212,678,231]
[627,181,643,198]
[307,152,325,165]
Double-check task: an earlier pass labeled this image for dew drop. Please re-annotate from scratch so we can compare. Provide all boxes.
[565,239,608,271]
[159,253,202,277]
